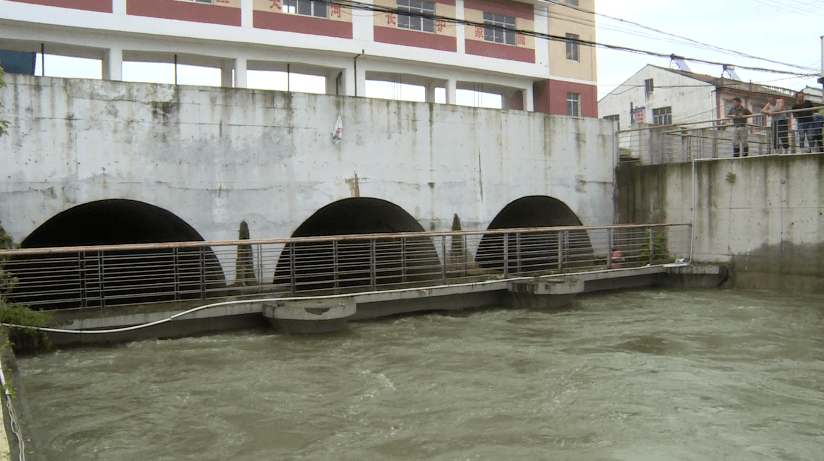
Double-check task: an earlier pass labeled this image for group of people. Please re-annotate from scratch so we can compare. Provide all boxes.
[727,92,824,157]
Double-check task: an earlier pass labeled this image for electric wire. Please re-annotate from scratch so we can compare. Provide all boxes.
[329,0,818,78]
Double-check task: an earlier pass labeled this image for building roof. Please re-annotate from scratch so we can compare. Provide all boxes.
[649,64,798,99]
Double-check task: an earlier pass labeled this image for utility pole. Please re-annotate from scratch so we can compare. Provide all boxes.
[819,36,824,90]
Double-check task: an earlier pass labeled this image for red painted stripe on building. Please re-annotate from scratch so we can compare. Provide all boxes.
[464,0,533,20]
[254,11,353,39]
[465,39,534,63]
[6,0,112,13]
[127,0,240,26]
[373,27,456,52]
[533,79,598,118]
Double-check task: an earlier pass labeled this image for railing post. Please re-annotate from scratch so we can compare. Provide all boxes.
[607,228,613,269]
[199,246,206,300]
[441,235,447,283]
[502,233,509,277]
[370,239,377,290]
[79,251,86,309]
[515,232,522,274]
[401,237,407,283]
[173,247,180,301]
[557,230,564,273]
[333,240,339,293]
[97,250,105,311]
[649,226,655,265]
[289,243,296,296]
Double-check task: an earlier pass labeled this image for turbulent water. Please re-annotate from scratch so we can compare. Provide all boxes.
[16,289,824,461]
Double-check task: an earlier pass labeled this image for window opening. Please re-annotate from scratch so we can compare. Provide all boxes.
[483,12,516,45]
[397,0,436,32]
[565,33,579,61]
[283,0,327,18]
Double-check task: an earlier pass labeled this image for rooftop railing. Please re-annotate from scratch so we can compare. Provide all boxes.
[0,223,691,312]
[618,107,824,164]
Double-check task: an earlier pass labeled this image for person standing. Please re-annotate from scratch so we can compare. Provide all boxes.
[761,96,789,154]
[726,97,752,157]
[791,92,815,153]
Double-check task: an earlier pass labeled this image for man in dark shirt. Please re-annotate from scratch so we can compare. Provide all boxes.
[727,97,752,157]
[792,92,815,153]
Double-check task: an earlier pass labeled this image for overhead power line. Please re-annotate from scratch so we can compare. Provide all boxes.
[330,0,818,78]
[548,1,819,72]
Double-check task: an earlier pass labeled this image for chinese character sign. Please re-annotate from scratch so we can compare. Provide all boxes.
[436,19,446,32]
[517,35,525,46]
[331,4,341,18]
[387,13,397,25]
[474,26,484,38]
[268,0,281,9]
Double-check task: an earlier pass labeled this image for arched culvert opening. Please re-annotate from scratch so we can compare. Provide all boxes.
[10,199,225,309]
[274,198,441,292]
[475,196,594,275]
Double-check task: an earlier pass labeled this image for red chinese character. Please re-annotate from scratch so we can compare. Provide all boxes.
[269,0,281,9]
[475,26,484,38]
[517,35,525,45]
[436,19,446,32]
[331,4,341,18]
[387,13,397,25]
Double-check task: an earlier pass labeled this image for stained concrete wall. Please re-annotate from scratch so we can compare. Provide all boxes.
[0,74,616,245]
[617,155,824,293]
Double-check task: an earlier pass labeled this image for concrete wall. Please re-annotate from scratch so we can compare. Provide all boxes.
[0,74,617,245]
[617,155,824,293]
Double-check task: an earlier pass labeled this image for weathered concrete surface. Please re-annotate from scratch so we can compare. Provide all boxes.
[0,74,616,247]
[617,155,824,293]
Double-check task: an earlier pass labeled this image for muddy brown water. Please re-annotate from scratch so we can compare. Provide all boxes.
[15,288,824,460]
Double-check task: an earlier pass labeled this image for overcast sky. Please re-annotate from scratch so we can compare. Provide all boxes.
[595,0,824,100]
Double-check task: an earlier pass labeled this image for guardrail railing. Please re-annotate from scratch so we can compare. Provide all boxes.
[0,223,691,312]
[618,107,824,164]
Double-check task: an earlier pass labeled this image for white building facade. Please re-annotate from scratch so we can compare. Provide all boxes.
[0,0,598,116]
[598,64,819,132]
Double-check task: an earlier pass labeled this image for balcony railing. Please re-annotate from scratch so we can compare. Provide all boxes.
[0,224,691,312]
[618,107,823,164]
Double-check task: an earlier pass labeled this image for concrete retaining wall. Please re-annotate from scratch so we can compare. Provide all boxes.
[617,155,824,293]
[0,74,616,243]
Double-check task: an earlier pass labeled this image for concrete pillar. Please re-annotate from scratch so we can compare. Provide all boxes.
[221,65,233,88]
[241,0,253,28]
[445,79,457,105]
[102,47,123,81]
[425,81,438,104]
[351,58,366,97]
[234,58,247,89]
[524,86,534,112]
[326,69,345,96]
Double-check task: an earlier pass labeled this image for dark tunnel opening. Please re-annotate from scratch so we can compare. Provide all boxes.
[274,198,441,293]
[475,196,594,274]
[9,199,225,309]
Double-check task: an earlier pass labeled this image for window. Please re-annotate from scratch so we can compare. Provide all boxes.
[565,33,579,61]
[652,106,672,125]
[397,0,436,32]
[565,0,579,5]
[604,114,620,130]
[567,93,580,116]
[644,78,654,99]
[483,12,516,45]
[283,0,327,18]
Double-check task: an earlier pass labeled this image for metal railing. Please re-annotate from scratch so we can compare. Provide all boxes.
[0,224,691,312]
[618,107,824,164]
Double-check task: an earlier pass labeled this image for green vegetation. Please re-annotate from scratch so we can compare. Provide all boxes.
[640,229,670,264]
